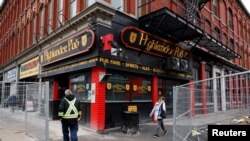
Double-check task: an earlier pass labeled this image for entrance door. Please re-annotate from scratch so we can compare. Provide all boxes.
[158,79,183,118]
[56,74,69,99]
[216,72,222,111]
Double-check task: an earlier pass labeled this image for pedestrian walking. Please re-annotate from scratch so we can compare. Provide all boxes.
[7,94,17,113]
[58,89,82,141]
[149,95,167,138]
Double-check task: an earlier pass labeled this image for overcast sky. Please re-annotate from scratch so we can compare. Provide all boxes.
[241,0,250,13]
[0,0,3,6]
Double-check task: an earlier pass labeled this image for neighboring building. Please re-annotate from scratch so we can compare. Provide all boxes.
[0,0,249,131]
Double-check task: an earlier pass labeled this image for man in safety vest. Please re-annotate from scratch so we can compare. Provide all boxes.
[58,89,81,141]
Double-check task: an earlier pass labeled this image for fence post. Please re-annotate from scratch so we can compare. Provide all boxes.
[45,81,50,141]
[1,82,5,107]
[173,86,177,141]
[25,84,28,131]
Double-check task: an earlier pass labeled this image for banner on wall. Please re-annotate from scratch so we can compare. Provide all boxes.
[20,57,39,79]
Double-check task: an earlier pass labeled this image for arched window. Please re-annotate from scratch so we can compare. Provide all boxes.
[39,6,44,39]
[214,27,220,40]
[229,38,234,50]
[213,0,219,17]
[48,0,53,33]
[228,8,233,30]
[204,19,211,34]
[239,21,243,38]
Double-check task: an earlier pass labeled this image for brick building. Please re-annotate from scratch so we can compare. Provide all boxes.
[0,0,249,131]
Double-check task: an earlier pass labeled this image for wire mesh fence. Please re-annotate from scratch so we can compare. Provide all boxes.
[0,81,49,141]
[173,71,250,141]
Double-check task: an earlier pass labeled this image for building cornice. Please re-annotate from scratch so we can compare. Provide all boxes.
[0,2,117,70]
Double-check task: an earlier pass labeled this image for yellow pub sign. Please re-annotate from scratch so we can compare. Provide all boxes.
[121,26,189,59]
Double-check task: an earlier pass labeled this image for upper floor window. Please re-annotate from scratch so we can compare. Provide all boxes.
[111,0,124,11]
[229,39,234,50]
[32,17,36,43]
[48,0,53,33]
[213,0,218,17]
[214,27,220,40]
[248,29,250,44]
[87,0,96,6]
[228,8,233,30]
[139,0,152,16]
[70,0,77,18]
[239,21,243,38]
[39,7,44,39]
[58,0,63,27]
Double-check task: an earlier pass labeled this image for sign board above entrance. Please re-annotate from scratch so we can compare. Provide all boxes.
[40,29,95,66]
[121,26,189,59]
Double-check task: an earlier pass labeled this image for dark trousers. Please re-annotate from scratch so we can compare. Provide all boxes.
[155,119,166,135]
[62,123,78,141]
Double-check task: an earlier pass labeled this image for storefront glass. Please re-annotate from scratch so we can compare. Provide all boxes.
[70,72,91,101]
[105,73,152,101]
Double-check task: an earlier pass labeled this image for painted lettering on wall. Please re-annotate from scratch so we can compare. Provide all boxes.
[121,26,189,59]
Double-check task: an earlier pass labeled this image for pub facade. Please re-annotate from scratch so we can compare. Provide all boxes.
[1,0,249,131]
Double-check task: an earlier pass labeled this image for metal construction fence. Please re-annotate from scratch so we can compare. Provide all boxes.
[0,81,49,141]
[173,71,250,141]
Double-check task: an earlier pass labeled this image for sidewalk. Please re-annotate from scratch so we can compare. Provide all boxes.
[53,119,173,141]
[0,107,173,141]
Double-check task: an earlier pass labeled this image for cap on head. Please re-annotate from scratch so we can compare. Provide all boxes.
[65,89,73,95]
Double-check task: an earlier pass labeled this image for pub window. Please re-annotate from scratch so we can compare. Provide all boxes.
[131,77,151,101]
[213,0,218,17]
[106,74,129,101]
[57,0,63,27]
[70,73,91,101]
[106,73,152,101]
[70,0,77,18]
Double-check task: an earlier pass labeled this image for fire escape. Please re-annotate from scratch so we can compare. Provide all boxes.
[139,0,240,63]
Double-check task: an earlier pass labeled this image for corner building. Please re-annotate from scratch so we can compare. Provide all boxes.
[0,0,250,131]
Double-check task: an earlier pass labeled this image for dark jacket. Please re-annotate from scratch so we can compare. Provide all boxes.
[58,94,81,125]
[8,95,17,107]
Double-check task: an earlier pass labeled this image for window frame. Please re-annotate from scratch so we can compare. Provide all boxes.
[69,0,77,18]
[213,0,219,17]
[57,0,63,27]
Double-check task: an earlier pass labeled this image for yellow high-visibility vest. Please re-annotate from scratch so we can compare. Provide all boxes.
[59,98,78,119]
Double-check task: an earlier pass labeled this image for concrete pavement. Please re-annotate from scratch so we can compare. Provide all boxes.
[54,121,173,141]
[0,107,173,141]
